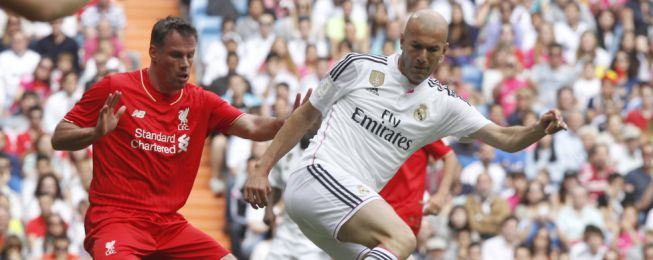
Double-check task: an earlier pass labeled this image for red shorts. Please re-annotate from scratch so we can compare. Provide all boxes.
[84,205,229,259]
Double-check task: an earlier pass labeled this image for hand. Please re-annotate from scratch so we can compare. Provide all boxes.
[243,164,271,209]
[95,91,126,138]
[291,88,313,113]
[537,109,568,135]
[424,193,448,215]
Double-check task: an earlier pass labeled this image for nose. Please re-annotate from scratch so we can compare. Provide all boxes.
[181,56,191,69]
[415,49,427,65]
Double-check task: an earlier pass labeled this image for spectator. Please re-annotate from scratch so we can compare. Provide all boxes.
[530,43,576,109]
[15,106,45,158]
[555,186,605,243]
[42,72,82,134]
[0,31,41,113]
[79,0,126,34]
[31,19,79,72]
[81,19,124,65]
[19,57,54,100]
[461,143,507,193]
[579,143,616,200]
[481,216,520,260]
[610,124,642,175]
[569,225,608,259]
[625,143,653,211]
[464,173,510,238]
[573,62,602,111]
[241,14,277,79]
[236,0,265,41]
[42,235,79,260]
[0,154,22,220]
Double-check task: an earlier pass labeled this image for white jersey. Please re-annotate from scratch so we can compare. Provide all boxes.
[300,52,490,191]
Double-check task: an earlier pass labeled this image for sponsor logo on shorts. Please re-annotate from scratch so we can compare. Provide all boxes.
[105,240,116,256]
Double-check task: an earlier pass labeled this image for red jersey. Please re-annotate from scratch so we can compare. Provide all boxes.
[379,140,452,234]
[64,69,243,214]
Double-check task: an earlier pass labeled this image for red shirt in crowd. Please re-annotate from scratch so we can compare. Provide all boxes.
[379,140,452,235]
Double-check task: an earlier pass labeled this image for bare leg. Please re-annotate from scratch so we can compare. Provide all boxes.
[338,200,416,259]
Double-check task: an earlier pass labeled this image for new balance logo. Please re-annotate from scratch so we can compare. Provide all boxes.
[132,110,146,118]
[105,240,116,256]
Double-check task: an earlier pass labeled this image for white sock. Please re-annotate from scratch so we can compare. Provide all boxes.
[364,247,398,260]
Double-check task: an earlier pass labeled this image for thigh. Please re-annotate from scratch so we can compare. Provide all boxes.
[86,222,155,260]
[156,222,230,259]
[338,199,414,248]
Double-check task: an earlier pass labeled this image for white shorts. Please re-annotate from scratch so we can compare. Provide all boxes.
[284,163,380,260]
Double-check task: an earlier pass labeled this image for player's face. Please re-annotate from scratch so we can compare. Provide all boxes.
[400,25,448,84]
[151,31,196,91]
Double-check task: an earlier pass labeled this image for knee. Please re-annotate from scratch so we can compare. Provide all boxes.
[394,226,417,254]
[379,225,416,258]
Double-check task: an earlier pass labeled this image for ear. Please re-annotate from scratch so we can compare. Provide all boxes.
[149,45,157,63]
[439,42,449,63]
[399,33,405,51]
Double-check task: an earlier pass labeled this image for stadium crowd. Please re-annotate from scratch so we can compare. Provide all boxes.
[1,0,653,259]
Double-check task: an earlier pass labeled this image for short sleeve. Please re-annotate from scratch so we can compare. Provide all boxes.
[63,76,112,128]
[309,53,360,114]
[206,91,245,133]
[440,95,491,139]
[422,140,453,161]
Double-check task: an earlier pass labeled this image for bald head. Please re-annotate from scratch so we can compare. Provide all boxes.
[398,10,449,84]
[405,10,449,39]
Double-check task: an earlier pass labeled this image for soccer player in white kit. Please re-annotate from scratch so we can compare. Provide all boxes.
[244,10,568,260]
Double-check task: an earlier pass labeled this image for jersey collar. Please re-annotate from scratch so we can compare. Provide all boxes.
[140,68,184,105]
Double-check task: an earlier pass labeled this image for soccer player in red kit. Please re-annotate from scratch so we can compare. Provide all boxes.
[380,139,459,235]
[50,17,295,259]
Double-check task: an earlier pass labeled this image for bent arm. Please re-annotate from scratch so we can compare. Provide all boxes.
[227,114,285,142]
[435,151,460,195]
[256,102,322,174]
[51,120,99,151]
[470,123,546,153]
[2,0,90,21]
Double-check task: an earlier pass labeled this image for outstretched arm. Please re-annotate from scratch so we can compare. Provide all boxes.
[243,102,322,209]
[470,110,567,152]
[52,91,126,151]
[2,0,90,21]
[227,90,312,142]
[226,114,285,142]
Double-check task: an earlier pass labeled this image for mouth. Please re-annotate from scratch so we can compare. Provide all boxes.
[177,73,189,82]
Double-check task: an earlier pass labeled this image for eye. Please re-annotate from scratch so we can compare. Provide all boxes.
[428,47,439,52]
